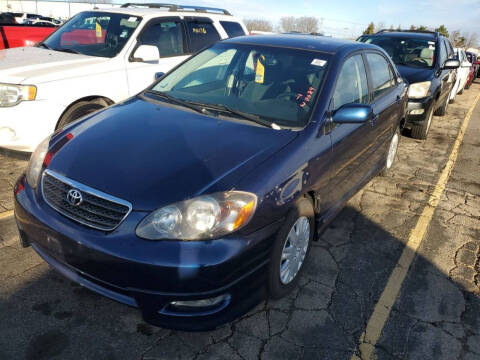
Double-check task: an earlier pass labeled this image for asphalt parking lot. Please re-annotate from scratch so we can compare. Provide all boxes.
[1,81,480,360]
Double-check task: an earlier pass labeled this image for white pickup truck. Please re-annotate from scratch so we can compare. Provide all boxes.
[0,3,247,152]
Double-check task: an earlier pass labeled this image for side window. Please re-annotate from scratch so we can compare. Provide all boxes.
[220,21,246,38]
[445,39,454,59]
[186,19,221,53]
[438,41,447,66]
[332,55,369,111]
[366,53,396,99]
[137,20,185,58]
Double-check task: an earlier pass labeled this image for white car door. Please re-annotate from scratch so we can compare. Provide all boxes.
[125,17,190,96]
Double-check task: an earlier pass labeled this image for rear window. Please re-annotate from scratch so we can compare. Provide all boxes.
[186,20,220,53]
[220,21,245,38]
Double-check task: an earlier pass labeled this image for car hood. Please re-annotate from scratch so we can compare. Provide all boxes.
[48,97,298,211]
[396,64,434,85]
[0,47,109,84]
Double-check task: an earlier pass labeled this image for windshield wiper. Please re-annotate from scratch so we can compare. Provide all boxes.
[194,103,281,129]
[145,90,206,115]
[38,43,52,50]
[53,48,81,54]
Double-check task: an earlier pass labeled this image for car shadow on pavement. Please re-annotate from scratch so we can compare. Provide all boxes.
[1,203,478,360]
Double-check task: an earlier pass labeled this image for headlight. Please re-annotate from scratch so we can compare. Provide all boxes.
[26,136,50,188]
[136,191,257,240]
[0,83,36,107]
[407,81,431,99]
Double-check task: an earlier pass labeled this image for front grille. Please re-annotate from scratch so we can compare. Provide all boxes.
[42,170,132,231]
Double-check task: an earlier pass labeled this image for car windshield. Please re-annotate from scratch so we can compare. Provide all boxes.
[365,36,436,68]
[149,43,329,128]
[41,11,141,58]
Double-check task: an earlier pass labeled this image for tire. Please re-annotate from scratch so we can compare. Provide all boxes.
[434,96,449,116]
[380,127,400,177]
[411,104,434,140]
[268,197,314,299]
[57,99,109,130]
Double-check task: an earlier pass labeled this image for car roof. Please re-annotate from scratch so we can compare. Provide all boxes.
[224,34,376,54]
[370,31,437,40]
[92,7,235,21]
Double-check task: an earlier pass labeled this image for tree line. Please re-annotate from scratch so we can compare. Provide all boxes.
[362,22,478,48]
[244,17,320,34]
[243,17,478,48]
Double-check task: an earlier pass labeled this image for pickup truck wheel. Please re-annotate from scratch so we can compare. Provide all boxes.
[380,127,400,177]
[434,96,449,116]
[411,105,434,140]
[268,197,314,299]
[57,99,108,129]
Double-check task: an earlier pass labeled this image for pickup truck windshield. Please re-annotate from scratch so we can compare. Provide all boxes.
[149,43,328,128]
[41,12,141,58]
[365,37,436,68]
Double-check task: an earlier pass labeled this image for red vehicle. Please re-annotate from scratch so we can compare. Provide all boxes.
[0,24,57,50]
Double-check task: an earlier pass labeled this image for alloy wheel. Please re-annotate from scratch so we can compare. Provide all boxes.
[279,216,310,285]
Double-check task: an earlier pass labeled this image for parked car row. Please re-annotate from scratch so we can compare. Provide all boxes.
[4,6,475,331]
[358,29,463,139]
[2,12,62,26]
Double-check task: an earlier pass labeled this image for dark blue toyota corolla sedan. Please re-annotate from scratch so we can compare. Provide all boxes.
[14,35,407,330]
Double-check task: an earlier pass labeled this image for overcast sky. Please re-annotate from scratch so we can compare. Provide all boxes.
[141,0,480,37]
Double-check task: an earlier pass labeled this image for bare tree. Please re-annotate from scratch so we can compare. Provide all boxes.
[463,32,478,48]
[280,16,297,32]
[375,22,386,32]
[296,17,319,33]
[243,19,273,32]
[450,30,463,47]
[450,30,478,48]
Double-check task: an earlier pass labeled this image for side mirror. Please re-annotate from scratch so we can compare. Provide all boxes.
[332,104,373,124]
[133,45,160,63]
[154,72,165,80]
[442,59,460,70]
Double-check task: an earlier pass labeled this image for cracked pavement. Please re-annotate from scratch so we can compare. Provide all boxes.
[1,82,480,359]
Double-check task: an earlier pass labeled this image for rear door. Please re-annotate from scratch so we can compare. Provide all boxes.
[184,17,221,53]
[324,52,375,211]
[364,51,403,164]
[125,17,190,95]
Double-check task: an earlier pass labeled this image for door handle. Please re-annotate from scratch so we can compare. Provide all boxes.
[396,95,401,104]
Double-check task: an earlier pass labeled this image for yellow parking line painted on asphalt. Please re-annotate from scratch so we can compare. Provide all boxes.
[0,210,14,220]
[354,91,480,360]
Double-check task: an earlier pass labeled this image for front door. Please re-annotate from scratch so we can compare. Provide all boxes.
[125,17,190,95]
[324,53,376,211]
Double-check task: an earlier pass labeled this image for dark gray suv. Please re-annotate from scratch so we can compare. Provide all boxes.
[359,30,459,139]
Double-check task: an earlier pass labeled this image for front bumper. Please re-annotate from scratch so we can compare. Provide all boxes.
[0,100,64,152]
[405,96,434,125]
[14,176,280,330]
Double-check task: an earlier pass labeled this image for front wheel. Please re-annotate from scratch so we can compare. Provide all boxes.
[380,127,400,177]
[268,197,314,299]
[434,95,449,116]
[411,104,434,140]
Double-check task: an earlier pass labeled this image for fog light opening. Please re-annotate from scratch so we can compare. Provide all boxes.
[409,109,425,115]
[161,294,231,316]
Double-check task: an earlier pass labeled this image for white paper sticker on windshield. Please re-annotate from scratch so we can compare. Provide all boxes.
[128,16,138,22]
[311,59,327,67]
[428,41,435,45]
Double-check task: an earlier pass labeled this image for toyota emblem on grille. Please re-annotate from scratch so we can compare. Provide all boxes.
[67,189,83,206]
